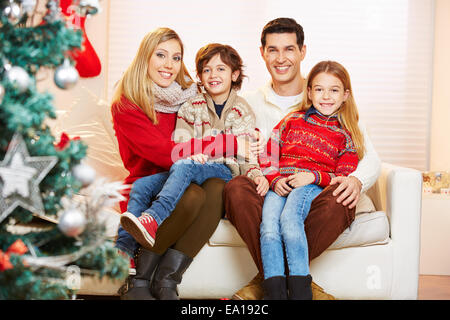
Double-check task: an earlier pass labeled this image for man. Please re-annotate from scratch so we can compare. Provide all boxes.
[224,17,381,300]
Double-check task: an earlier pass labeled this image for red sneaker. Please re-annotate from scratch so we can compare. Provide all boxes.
[120,212,158,249]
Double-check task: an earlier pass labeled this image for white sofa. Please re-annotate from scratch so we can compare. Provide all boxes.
[78,162,422,300]
[53,95,422,299]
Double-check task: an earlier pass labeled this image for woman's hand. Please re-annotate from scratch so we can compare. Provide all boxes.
[274,177,292,197]
[329,176,362,209]
[285,172,315,188]
[254,176,269,196]
[188,153,208,164]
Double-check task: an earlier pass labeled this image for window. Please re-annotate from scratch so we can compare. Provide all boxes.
[107,0,434,170]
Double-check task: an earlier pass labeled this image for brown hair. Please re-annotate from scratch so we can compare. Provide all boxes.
[112,27,193,124]
[261,17,304,49]
[299,60,365,159]
[195,43,246,90]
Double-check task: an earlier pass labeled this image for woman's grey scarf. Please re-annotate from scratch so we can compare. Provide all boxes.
[152,79,198,113]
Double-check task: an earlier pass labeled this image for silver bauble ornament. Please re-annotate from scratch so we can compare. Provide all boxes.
[72,163,96,187]
[2,0,23,25]
[79,0,101,16]
[44,0,61,23]
[54,59,79,90]
[58,208,87,237]
[5,64,31,92]
[21,0,37,14]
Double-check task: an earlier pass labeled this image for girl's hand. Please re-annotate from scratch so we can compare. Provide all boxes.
[250,129,265,155]
[254,176,269,197]
[188,153,208,164]
[285,172,315,188]
[274,177,292,197]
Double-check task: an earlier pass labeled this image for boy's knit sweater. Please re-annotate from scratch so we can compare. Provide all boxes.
[175,89,263,180]
[259,107,359,189]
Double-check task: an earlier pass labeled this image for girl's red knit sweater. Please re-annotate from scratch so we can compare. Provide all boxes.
[259,108,359,189]
[111,96,237,211]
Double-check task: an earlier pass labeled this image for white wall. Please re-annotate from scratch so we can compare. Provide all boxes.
[430,0,450,171]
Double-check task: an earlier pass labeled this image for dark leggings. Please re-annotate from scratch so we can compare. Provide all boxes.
[149,178,225,258]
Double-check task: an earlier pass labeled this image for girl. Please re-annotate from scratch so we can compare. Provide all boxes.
[121,43,268,252]
[111,28,257,300]
[259,60,364,300]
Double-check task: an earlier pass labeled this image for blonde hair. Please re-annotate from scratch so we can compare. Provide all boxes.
[112,27,193,124]
[299,60,365,159]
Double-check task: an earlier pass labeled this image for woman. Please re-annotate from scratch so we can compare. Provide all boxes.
[111,27,256,300]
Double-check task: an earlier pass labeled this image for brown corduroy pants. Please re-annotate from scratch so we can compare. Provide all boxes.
[223,176,355,274]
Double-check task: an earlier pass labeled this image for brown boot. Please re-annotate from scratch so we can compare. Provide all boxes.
[231,273,264,300]
[150,248,193,300]
[311,281,336,300]
[119,248,161,300]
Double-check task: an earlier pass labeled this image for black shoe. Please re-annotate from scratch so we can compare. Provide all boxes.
[151,248,193,300]
[287,274,313,300]
[262,276,288,300]
[120,248,161,300]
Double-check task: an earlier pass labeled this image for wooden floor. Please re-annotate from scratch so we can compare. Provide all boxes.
[418,275,450,300]
[79,275,450,300]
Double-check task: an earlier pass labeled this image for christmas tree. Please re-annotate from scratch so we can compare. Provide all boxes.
[0,0,128,299]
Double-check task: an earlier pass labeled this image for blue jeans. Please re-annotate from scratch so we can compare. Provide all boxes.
[115,160,232,256]
[116,171,169,256]
[260,184,323,279]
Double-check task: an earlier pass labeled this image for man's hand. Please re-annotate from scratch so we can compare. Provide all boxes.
[274,177,292,197]
[285,172,315,188]
[188,153,208,164]
[329,176,362,209]
[254,176,269,196]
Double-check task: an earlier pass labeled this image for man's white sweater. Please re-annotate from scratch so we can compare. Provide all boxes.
[243,81,381,193]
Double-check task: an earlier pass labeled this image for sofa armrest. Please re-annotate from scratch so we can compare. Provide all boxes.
[367,162,422,237]
[367,162,422,299]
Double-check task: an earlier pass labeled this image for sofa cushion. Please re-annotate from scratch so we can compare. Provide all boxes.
[355,192,376,213]
[209,203,389,250]
[209,210,390,249]
[328,211,390,249]
[103,190,386,250]
[208,219,247,247]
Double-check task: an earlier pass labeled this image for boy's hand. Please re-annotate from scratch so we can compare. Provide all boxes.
[188,153,208,164]
[250,129,265,155]
[285,172,315,188]
[237,137,257,162]
[274,177,292,197]
[254,176,269,197]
